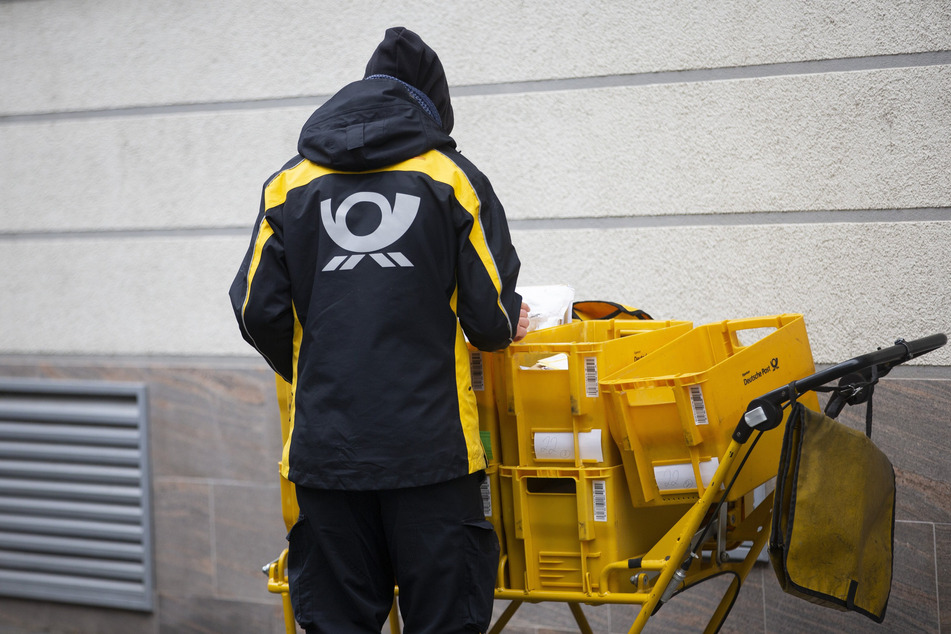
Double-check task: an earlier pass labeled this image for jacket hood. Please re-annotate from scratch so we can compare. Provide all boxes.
[297,78,455,171]
[363,27,454,134]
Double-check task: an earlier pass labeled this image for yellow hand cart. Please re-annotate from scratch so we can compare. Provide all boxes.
[262,322,946,634]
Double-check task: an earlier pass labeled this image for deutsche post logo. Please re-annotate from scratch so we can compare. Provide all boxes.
[320,192,419,271]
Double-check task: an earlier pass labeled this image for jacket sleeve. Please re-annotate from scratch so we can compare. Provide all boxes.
[228,193,295,381]
[455,168,522,352]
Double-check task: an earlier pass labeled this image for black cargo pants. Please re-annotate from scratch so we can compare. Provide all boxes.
[288,471,499,634]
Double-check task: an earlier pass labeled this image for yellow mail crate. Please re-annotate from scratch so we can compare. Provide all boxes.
[468,346,505,465]
[499,465,689,593]
[497,319,692,468]
[601,314,820,507]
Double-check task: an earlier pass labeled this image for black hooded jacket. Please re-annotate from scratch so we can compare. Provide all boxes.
[230,28,522,490]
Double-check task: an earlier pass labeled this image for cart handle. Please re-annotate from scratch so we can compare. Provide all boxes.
[732,332,947,443]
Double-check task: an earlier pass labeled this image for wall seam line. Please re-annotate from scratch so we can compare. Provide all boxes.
[0,208,948,242]
[2,51,949,124]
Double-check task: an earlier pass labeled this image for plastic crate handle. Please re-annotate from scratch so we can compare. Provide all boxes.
[724,314,799,353]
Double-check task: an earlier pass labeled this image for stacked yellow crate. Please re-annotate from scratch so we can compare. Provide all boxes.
[478,319,693,594]
[466,345,506,570]
[600,314,821,509]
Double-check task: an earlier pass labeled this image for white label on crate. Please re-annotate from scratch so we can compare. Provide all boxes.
[654,457,720,492]
[584,356,599,397]
[593,480,608,522]
[480,475,493,517]
[470,351,485,391]
[533,429,603,462]
[688,385,709,425]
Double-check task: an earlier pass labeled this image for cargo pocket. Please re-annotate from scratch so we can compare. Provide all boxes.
[286,516,315,630]
[462,518,500,633]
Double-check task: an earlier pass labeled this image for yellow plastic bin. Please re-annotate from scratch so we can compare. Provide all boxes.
[480,463,508,587]
[275,376,299,531]
[601,314,820,508]
[468,346,504,465]
[498,465,689,594]
[501,319,692,468]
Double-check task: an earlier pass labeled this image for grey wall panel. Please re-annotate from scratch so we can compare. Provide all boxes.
[1,220,948,363]
[510,221,951,366]
[2,1,950,115]
[0,235,246,356]
[454,65,951,220]
[0,108,305,234]
[3,66,948,234]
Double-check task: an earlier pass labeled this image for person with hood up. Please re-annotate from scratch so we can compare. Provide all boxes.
[230,27,528,634]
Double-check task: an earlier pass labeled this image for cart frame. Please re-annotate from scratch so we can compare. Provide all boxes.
[263,332,946,634]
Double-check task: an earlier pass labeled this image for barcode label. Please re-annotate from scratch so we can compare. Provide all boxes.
[480,477,493,517]
[689,385,709,425]
[584,357,599,397]
[593,480,607,522]
[470,352,484,391]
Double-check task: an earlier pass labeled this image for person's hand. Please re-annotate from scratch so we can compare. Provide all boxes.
[513,302,530,342]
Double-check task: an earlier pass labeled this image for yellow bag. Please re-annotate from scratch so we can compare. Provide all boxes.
[769,402,894,623]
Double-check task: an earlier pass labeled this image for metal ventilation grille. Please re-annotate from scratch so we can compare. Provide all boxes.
[0,378,153,611]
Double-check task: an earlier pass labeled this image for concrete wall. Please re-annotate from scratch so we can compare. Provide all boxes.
[1,1,949,632]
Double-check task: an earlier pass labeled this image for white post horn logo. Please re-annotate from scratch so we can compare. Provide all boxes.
[320,192,420,271]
